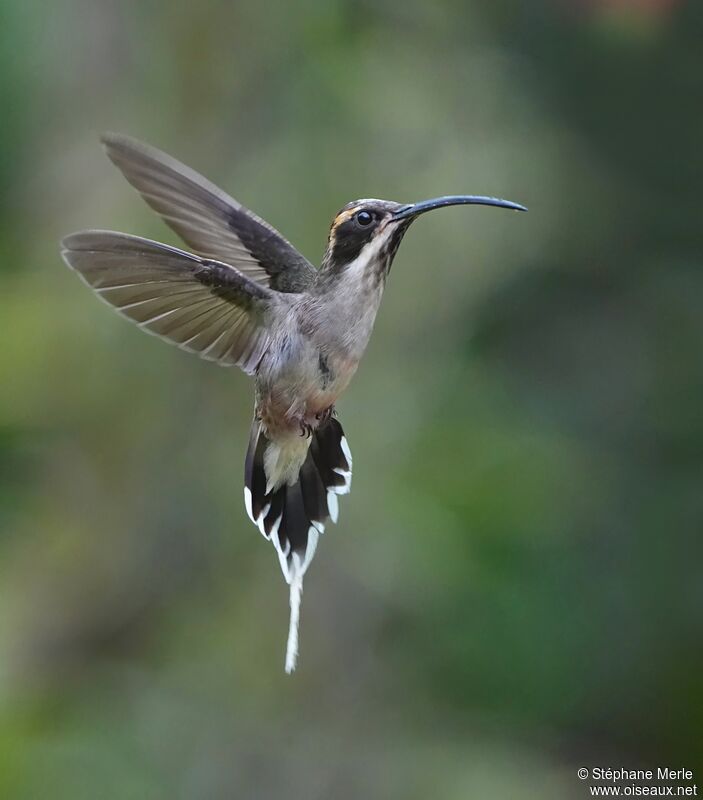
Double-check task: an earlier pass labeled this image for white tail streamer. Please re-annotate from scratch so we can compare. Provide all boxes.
[285,567,303,673]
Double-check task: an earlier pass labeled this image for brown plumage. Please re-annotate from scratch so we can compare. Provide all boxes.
[61,133,526,671]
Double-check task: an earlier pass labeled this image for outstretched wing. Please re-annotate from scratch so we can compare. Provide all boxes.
[61,230,274,374]
[101,133,317,293]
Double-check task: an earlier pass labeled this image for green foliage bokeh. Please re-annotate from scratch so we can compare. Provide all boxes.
[0,1,701,796]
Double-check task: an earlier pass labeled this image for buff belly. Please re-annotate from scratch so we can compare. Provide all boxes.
[255,352,357,490]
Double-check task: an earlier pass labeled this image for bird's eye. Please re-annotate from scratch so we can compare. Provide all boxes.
[356,210,373,226]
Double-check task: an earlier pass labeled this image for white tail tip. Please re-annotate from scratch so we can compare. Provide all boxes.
[285,571,303,673]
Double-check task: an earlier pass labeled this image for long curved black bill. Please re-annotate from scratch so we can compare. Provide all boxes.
[392,195,527,221]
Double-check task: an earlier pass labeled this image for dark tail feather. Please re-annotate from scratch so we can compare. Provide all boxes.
[243,416,353,672]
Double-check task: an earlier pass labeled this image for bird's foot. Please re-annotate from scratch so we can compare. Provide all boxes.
[315,405,335,424]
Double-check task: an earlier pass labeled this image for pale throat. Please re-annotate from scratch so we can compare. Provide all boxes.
[324,231,393,362]
[342,227,394,284]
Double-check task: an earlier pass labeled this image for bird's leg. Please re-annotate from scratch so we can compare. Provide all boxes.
[296,406,335,438]
[315,405,335,424]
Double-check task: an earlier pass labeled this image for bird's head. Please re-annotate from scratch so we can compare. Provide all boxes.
[319,195,526,284]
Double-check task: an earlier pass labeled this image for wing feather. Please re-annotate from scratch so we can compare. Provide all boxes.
[61,230,274,374]
[101,133,317,293]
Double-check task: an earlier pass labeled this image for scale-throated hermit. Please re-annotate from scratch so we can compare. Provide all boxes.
[61,134,526,671]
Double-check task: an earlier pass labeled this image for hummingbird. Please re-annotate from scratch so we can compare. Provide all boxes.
[61,134,526,672]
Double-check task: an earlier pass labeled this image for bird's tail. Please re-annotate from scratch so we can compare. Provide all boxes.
[244,416,352,672]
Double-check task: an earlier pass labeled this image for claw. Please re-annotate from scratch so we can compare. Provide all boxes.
[315,406,335,424]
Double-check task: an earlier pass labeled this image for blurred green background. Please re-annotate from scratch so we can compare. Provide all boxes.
[1,0,702,796]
